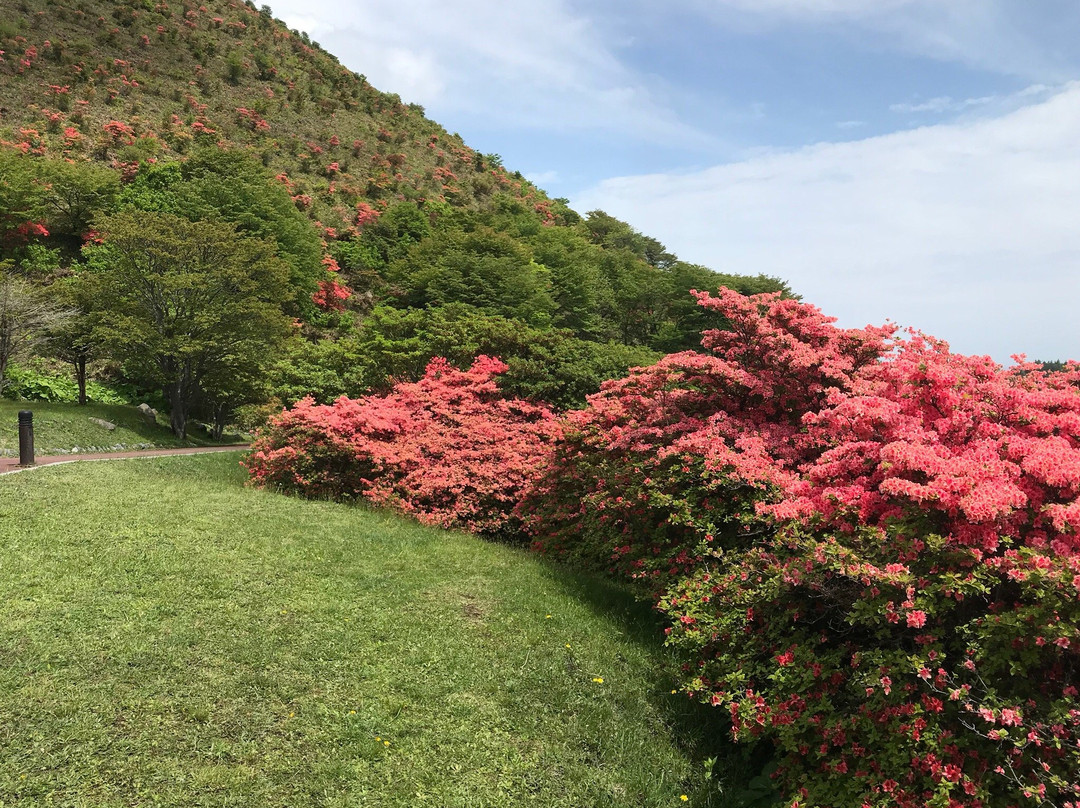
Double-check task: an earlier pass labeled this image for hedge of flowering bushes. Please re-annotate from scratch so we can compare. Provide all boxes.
[244,356,561,536]
[246,288,1080,807]
[519,289,1080,808]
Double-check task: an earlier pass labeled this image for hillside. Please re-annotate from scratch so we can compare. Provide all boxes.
[0,453,748,805]
[0,0,790,416]
[0,0,521,221]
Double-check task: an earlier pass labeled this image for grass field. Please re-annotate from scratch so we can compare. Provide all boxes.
[0,454,756,807]
[0,401,240,456]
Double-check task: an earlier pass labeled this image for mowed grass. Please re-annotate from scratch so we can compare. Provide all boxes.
[0,401,238,456]
[0,454,742,807]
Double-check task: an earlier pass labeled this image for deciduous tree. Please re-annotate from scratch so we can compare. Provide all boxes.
[87,211,291,437]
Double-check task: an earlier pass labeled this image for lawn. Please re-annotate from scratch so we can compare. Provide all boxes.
[0,401,241,456]
[0,454,753,807]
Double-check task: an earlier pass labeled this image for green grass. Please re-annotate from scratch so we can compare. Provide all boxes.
[0,401,240,456]
[0,454,752,807]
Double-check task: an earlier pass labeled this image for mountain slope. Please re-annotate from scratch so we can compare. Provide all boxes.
[0,0,791,410]
[0,0,555,231]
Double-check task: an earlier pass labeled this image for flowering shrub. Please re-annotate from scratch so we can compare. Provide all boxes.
[245,356,562,535]
[520,289,1080,808]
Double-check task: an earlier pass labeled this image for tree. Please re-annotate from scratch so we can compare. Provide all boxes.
[86,211,292,437]
[44,274,100,405]
[386,226,555,327]
[0,152,47,257]
[0,267,73,396]
[38,160,120,250]
[119,150,324,301]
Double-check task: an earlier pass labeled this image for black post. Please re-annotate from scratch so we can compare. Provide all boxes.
[17,410,34,466]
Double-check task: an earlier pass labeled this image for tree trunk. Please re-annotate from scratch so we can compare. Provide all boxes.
[75,356,87,406]
[211,402,228,441]
[168,382,188,438]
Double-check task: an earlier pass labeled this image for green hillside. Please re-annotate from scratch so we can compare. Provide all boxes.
[0,453,749,806]
[0,0,789,423]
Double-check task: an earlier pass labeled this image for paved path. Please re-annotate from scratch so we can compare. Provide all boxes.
[0,444,249,476]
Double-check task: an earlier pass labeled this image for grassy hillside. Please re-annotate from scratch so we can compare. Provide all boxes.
[0,400,240,454]
[0,454,754,806]
[0,0,559,235]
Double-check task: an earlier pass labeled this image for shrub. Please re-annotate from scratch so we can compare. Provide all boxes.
[521,289,1080,808]
[245,356,561,536]
[3,364,131,404]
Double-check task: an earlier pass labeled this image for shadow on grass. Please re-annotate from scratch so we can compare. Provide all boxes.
[531,557,780,808]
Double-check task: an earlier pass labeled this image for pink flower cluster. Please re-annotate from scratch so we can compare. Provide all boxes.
[245,357,562,535]
[521,288,1080,808]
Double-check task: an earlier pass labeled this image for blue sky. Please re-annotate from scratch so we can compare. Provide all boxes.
[271,0,1080,362]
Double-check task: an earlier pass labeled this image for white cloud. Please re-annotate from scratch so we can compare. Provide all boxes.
[575,85,1080,362]
[890,95,991,114]
[525,170,560,185]
[890,85,1055,115]
[676,0,1077,81]
[270,0,712,146]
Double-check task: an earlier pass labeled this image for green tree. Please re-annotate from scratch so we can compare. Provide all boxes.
[584,209,677,269]
[387,227,555,327]
[0,151,47,257]
[0,266,73,396]
[38,160,120,253]
[268,335,369,405]
[86,211,292,437]
[45,274,101,405]
[353,304,657,408]
[119,150,323,300]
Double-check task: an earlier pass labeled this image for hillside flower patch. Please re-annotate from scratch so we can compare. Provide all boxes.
[245,356,561,536]
[521,289,1080,808]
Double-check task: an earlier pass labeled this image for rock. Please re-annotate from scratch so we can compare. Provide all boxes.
[137,403,158,425]
[89,417,116,431]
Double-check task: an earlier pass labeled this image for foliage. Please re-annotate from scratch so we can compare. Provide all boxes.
[521,289,1080,808]
[0,150,48,257]
[246,356,562,536]
[119,151,324,299]
[0,268,73,395]
[386,225,555,327]
[37,159,120,251]
[348,303,659,409]
[267,335,369,405]
[85,210,292,437]
[0,362,125,404]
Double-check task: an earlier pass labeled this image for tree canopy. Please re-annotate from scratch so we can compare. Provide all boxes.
[84,210,292,436]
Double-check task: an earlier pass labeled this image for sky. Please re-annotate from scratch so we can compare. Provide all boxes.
[270,0,1080,362]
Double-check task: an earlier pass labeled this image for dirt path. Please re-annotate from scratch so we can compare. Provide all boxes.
[0,444,249,476]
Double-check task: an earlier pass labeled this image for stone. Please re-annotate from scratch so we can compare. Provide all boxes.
[89,417,116,431]
[137,403,158,425]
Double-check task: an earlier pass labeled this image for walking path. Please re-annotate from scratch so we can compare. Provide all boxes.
[0,444,249,476]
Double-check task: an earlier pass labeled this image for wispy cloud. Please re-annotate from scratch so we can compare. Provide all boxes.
[890,84,1054,115]
[525,170,560,186]
[576,84,1080,362]
[889,95,993,114]
[675,0,1080,81]
[270,0,714,147]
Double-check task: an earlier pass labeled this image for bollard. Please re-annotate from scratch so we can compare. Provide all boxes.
[18,410,34,466]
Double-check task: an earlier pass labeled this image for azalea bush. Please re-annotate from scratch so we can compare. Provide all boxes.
[245,356,561,536]
[520,289,1080,808]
